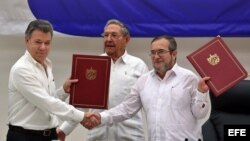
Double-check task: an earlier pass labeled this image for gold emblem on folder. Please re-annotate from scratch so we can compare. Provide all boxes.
[207,54,220,66]
[86,67,97,80]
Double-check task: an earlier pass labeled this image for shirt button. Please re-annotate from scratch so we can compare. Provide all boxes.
[202,103,205,108]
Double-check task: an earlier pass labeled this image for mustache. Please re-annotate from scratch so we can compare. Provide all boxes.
[105,44,115,47]
[105,40,115,46]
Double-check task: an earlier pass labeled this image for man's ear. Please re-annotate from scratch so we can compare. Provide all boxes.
[125,36,130,43]
[172,50,177,56]
[25,37,30,47]
[171,50,177,61]
[25,37,29,43]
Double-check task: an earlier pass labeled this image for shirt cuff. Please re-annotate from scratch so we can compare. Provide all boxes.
[59,121,78,135]
[196,90,208,101]
[100,112,110,125]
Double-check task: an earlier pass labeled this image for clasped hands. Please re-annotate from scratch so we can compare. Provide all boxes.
[81,112,101,129]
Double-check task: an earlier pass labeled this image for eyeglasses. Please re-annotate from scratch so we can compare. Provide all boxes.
[149,49,171,57]
[101,32,123,40]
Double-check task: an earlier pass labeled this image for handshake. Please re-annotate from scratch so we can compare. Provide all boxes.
[80,112,101,129]
[56,112,102,141]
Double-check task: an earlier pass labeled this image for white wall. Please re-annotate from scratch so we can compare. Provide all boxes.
[0,35,249,141]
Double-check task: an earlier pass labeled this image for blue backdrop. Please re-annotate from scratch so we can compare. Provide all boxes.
[28,0,250,37]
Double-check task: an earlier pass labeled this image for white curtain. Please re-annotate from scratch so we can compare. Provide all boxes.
[0,0,35,35]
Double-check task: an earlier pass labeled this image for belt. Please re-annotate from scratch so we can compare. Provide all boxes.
[8,124,56,136]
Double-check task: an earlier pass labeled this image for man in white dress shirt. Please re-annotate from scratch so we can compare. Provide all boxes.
[7,19,94,141]
[88,35,211,141]
[58,19,148,141]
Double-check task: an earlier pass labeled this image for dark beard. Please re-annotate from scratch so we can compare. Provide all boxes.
[154,57,175,74]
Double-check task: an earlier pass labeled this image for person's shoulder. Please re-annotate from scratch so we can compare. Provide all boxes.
[138,70,153,79]
[174,66,199,85]
[136,70,152,84]
[126,53,146,64]
[126,53,142,60]
[11,54,33,72]
[176,65,197,77]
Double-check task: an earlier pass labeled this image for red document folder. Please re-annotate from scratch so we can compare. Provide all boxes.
[187,37,247,96]
[70,54,111,109]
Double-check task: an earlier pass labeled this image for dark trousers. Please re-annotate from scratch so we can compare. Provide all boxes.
[7,127,58,141]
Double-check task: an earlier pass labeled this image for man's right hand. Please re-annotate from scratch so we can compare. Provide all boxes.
[56,128,66,141]
[81,112,101,129]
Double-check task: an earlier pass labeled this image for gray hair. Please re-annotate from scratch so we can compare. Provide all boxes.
[151,35,177,51]
[104,19,130,37]
[25,19,53,38]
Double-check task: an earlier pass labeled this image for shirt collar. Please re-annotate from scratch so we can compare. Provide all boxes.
[103,50,129,64]
[25,50,51,67]
[120,50,129,64]
[151,63,179,80]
